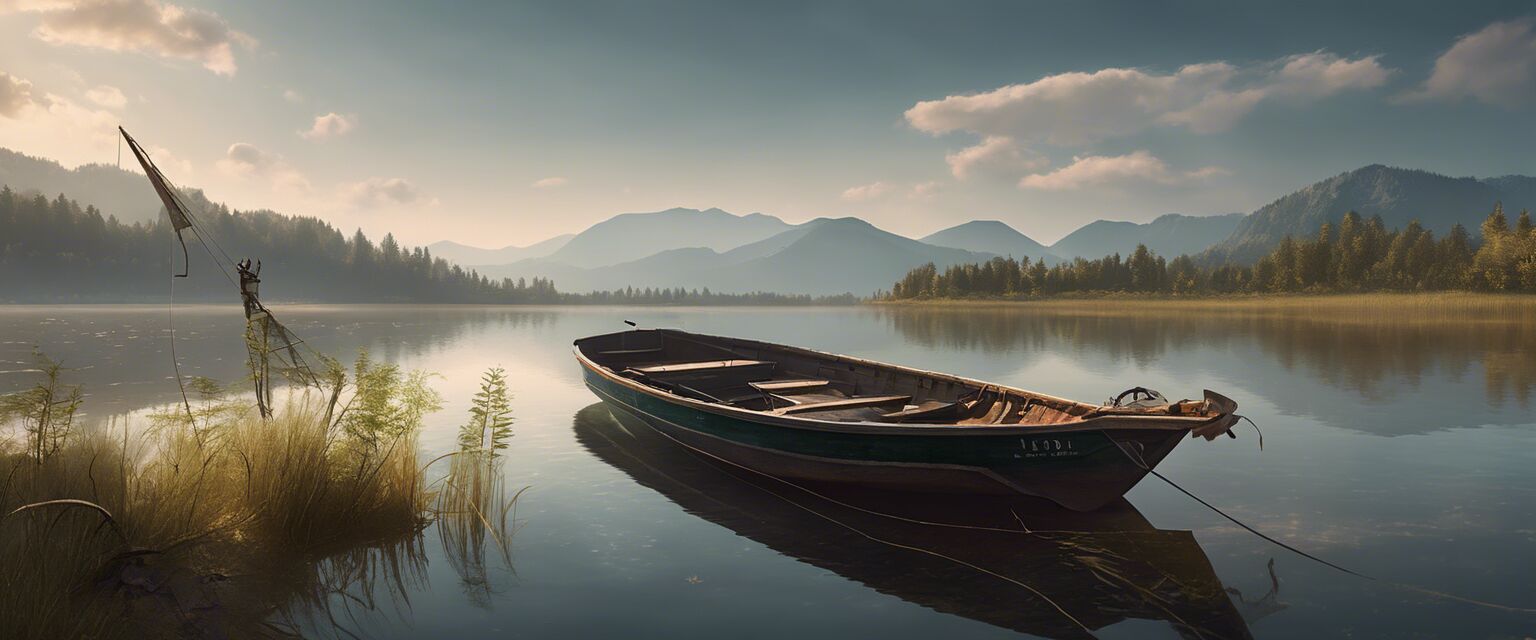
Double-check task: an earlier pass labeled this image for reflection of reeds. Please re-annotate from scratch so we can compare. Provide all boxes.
[433,449,525,607]
[267,530,429,639]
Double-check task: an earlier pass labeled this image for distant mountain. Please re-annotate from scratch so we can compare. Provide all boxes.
[477,217,989,295]
[1209,165,1535,263]
[541,207,794,268]
[427,234,573,266]
[0,148,163,224]
[1482,175,1536,207]
[920,220,1062,264]
[1050,213,1245,260]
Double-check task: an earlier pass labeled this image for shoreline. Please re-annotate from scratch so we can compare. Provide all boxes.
[867,292,1536,321]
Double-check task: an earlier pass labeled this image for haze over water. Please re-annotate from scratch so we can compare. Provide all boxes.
[1,304,1532,639]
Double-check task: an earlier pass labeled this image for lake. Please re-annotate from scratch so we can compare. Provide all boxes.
[1,304,1532,639]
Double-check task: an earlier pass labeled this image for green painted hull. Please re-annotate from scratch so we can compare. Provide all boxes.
[581,364,1187,511]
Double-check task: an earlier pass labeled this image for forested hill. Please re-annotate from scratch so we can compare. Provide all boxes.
[0,186,559,303]
[1207,165,1535,263]
[886,207,1536,299]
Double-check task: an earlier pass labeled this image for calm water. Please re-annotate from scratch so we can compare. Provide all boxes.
[2,304,1533,639]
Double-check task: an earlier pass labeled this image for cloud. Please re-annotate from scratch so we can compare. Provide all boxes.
[1269,52,1392,99]
[344,177,422,207]
[841,181,893,201]
[905,53,1390,144]
[12,0,255,75]
[217,142,310,193]
[300,112,356,140]
[84,84,125,108]
[0,71,37,117]
[909,181,942,199]
[945,135,1048,180]
[1400,18,1536,108]
[282,89,303,103]
[1018,150,1226,191]
[0,68,123,167]
[531,176,569,189]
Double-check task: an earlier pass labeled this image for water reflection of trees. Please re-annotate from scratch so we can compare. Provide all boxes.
[876,307,1534,431]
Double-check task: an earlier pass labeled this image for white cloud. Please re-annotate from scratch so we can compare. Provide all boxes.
[300,112,356,140]
[344,177,422,207]
[217,142,311,193]
[0,69,121,167]
[840,181,893,201]
[945,135,1048,180]
[909,181,942,199]
[0,71,36,117]
[531,176,569,189]
[1269,52,1392,99]
[0,1,73,12]
[1018,150,1226,191]
[84,84,125,108]
[1400,18,1536,108]
[282,89,303,103]
[906,53,1390,144]
[11,0,255,76]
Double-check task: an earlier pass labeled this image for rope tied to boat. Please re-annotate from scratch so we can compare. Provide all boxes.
[1104,432,1536,615]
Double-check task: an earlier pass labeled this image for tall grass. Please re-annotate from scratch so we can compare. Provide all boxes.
[0,355,458,639]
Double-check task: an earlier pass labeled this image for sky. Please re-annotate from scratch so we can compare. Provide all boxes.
[1,0,1534,247]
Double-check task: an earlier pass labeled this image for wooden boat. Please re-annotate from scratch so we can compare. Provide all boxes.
[574,402,1260,640]
[574,328,1244,511]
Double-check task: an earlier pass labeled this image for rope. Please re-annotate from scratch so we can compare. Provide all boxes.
[168,236,195,425]
[1104,432,1536,614]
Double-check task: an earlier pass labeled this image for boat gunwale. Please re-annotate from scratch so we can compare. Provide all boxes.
[574,329,1225,437]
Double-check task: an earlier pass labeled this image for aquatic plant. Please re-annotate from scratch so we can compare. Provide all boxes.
[459,366,514,454]
[439,366,523,606]
[0,350,83,464]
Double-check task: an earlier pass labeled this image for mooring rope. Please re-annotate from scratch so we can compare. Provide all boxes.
[1105,432,1536,615]
[168,236,195,425]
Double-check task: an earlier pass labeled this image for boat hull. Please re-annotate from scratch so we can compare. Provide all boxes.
[582,365,1187,511]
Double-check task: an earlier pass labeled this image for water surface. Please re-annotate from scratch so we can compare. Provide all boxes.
[1,304,1532,639]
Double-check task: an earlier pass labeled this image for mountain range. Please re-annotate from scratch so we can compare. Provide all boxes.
[427,234,574,266]
[919,220,1063,264]
[476,217,988,296]
[3,145,1531,297]
[1050,213,1246,260]
[1207,165,1536,263]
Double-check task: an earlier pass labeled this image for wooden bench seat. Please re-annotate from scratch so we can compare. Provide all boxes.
[880,400,959,422]
[598,347,665,356]
[770,395,911,416]
[749,379,830,393]
[633,360,773,375]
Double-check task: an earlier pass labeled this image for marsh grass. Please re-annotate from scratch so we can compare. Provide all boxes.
[0,353,472,639]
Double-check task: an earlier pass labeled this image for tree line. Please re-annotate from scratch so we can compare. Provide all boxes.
[885,206,1536,299]
[0,187,854,305]
[564,287,856,305]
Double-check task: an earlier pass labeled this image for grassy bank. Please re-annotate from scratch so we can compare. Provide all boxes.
[0,356,518,639]
[870,292,1536,323]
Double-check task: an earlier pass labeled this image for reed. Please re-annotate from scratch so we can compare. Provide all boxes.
[0,356,444,639]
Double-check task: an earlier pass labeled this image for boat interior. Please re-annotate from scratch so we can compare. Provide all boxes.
[577,329,1215,426]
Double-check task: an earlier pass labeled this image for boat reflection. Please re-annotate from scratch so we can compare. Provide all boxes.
[574,402,1259,640]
